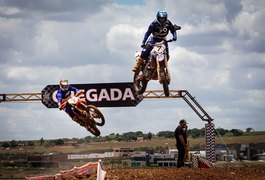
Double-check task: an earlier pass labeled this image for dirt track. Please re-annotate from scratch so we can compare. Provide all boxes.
[103,166,265,180]
[1,166,265,179]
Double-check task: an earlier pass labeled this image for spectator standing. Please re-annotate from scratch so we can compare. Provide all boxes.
[174,119,188,168]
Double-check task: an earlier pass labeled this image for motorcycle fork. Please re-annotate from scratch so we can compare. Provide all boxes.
[164,55,171,82]
[148,60,157,80]
[73,103,87,119]
[157,56,170,83]
[156,60,163,82]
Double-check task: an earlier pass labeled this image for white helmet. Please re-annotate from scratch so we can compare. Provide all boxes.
[59,80,69,91]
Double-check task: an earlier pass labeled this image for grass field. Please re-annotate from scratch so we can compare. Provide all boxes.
[1,135,265,179]
[1,134,265,154]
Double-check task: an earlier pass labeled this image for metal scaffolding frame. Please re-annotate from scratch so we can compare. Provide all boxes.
[0,89,215,162]
[143,90,213,123]
[0,93,42,102]
[0,90,213,122]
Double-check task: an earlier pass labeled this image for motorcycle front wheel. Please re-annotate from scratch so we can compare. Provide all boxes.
[133,70,148,95]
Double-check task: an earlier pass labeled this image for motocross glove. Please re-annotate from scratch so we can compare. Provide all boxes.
[58,103,63,110]
[172,31,177,41]
[141,43,146,48]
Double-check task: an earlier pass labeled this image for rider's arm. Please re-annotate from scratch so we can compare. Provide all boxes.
[172,31,177,41]
[56,90,63,110]
[142,23,154,45]
[169,21,177,41]
[69,85,79,94]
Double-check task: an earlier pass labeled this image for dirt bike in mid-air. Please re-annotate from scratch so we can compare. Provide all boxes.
[133,25,181,97]
[133,39,174,97]
[61,91,105,136]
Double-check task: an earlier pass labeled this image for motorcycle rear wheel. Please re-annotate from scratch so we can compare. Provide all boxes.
[133,71,148,95]
[86,105,105,126]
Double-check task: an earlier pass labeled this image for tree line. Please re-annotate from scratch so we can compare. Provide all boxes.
[0,127,254,148]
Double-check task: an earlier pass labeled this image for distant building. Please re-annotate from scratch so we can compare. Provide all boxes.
[113,148,134,157]
[67,152,114,160]
[150,153,177,167]
[26,154,68,168]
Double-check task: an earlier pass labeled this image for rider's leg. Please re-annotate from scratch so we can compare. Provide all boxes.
[132,38,154,72]
[132,55,144,72]
[132,47,151,72]
[65,105,75,119]
[65,104,88,129]
[65,105,80,124]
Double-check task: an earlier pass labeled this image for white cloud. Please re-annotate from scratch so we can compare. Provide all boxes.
[34,21,59,57]
[0,0,264,140]
[0,6,21,15]
[106,24,143,54]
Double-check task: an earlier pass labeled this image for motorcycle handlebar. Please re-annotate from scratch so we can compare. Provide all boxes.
[142,25,180,48]
[58,90,84,109]
[145,39,174,47]
[174,24,181,31]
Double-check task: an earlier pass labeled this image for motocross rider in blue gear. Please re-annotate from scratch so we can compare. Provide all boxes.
[56,80,79,121]
[132,11,177,72]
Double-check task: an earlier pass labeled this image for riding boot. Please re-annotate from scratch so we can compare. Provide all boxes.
[132,56,144,72]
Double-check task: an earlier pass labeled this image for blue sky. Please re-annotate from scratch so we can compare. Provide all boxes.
[0,0,264,141]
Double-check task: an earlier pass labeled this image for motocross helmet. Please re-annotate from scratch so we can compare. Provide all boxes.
[157,11,167,26]
[60,80,69,91]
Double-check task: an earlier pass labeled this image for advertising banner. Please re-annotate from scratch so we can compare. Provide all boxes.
[41,82,143,108]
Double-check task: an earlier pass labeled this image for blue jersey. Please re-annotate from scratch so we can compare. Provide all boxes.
[142,19,176,44]
[140,19,177,59]
[56,85,79,104]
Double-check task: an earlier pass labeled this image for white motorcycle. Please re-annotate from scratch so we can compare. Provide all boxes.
[133,39,173,97]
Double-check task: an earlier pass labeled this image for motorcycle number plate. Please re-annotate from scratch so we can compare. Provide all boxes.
[156,53,164,62]
[68,96,78,105]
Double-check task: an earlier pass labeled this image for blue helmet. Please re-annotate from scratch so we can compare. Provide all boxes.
[157,11,167,26]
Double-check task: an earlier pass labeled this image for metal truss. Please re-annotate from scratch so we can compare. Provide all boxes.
[0,93,42,103]
[143,90,181,98]
[0,90,213,122]
[143,90,213,123]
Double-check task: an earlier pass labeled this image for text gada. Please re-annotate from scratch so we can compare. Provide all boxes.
[86,88,135,102]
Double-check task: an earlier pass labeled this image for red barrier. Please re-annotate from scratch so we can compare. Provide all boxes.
[26,160,106,180]
[60,162,98,178]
